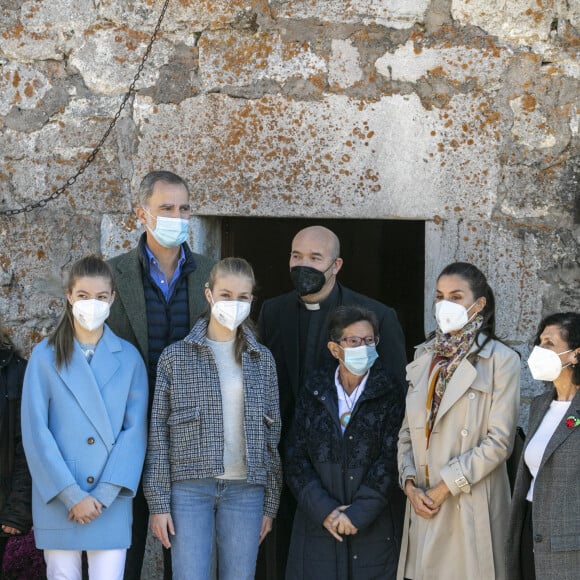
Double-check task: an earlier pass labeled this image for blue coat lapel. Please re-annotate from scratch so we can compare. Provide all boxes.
[56,329,118,450]
[91,326,123,398]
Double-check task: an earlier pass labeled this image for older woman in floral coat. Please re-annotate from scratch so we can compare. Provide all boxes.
[285,305,404,580]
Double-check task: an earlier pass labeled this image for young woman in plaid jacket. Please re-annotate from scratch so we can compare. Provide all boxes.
[144,257,282,580]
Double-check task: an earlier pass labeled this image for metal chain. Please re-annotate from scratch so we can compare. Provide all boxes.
[0,0,171,217]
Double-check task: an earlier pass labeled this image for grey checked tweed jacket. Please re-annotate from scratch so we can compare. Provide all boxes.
[505,387,580,580]
[143,318,282,518]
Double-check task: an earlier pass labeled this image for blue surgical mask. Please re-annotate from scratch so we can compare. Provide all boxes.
[144,210,189,248]
[341,344,379,376]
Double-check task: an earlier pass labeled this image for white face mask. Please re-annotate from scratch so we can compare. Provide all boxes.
[435,300,477,334]
[72,299,111,332]
[527,346,572,382]
[211,300,251,331]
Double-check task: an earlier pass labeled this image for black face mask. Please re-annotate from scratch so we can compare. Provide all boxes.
[290,266,327,297]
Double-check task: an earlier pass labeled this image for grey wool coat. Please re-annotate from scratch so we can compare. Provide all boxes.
[505,387,580,580]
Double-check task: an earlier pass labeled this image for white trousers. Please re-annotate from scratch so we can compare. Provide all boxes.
[44,549,126,580]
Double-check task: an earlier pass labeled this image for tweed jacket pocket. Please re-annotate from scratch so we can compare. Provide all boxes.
[168,408,201,465]
[551,534,580,552]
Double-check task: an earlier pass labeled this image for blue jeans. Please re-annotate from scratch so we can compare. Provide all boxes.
[171,478,264,580]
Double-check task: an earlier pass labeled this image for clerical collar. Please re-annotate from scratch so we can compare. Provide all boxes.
[298,283,340,312]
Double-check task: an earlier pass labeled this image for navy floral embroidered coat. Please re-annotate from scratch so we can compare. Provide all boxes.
[285,363,404,580]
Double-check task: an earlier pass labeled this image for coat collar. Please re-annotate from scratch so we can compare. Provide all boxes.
[136,232,198,277]
[306,362,392,402]
[531,387,580,472]
[413,333,496,361]
[407,335,495,427]
[112,234,199,358]
[305,363,393,432]
[184,317,262,354]
[111,246,148,357]
[278,283,344,396]
[56,326,120,449]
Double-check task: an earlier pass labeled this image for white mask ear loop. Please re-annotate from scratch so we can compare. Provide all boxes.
[465,301,479,324]
[559,349,573,370]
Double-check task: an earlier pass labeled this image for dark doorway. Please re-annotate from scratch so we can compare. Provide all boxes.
[221,217,425,360]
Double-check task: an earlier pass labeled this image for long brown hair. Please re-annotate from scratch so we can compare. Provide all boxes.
[437,262,504,355]
[206,257,256,363]
[48,255,114,369]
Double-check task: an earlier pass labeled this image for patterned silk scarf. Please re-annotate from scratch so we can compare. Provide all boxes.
[425,314,483,444]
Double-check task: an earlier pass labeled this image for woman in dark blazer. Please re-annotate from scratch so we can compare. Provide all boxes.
[285,305,404,580]
[506,312,580,580]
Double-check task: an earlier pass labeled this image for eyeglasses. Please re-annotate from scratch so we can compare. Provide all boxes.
[336,335,379,348]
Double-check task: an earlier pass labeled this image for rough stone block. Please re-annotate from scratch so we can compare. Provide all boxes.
[0,95,129,213]
[0,62,52,115]
[510,94,557,149]
[376,39,511,89]
[329,39,363,89]
[0,210,99,350]
[0,0,97,61]
[424,218,571,343]
[98,0,249,32]
[270,0,430,28]
[132,92,501,221]
[498,162,577,224]
[451,0,556,43]
[199,28,326,90]
[69,24,172,95]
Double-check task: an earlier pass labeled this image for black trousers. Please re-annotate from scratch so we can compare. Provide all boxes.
[255,485,295,580]
[0,535,7,571]
[520,500,536,580]
[123,483,172,580]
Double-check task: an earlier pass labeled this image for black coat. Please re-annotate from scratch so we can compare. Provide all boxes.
[258,283,407,442]
[0,349,32,535]
[285,364,404,580]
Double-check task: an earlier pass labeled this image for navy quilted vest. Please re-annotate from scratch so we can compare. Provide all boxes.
[141,259,195,391]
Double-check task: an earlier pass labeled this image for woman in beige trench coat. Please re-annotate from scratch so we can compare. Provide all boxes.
[397,262,520,580]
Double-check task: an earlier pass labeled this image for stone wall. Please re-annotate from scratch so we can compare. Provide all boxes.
[1,1,578,575]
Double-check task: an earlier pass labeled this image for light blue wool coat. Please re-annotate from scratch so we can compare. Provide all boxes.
[21,325,148,550]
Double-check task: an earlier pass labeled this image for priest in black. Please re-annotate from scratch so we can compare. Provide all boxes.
[257,225,407,579]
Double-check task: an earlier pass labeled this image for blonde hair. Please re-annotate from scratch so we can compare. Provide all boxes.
[206,257,256,362]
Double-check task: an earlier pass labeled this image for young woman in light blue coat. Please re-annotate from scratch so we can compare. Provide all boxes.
[21,256,148,580]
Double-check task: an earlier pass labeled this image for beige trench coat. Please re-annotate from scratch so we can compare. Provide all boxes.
[397,336,520,580]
